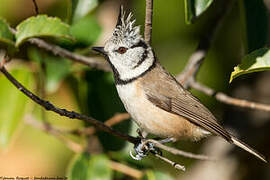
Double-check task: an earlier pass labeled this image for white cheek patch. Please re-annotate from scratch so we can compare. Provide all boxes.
[120,47,145,67]
[106,39,154,83]
[116,49,154,81]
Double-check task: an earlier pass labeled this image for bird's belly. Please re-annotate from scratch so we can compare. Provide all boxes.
[116,83,209,141]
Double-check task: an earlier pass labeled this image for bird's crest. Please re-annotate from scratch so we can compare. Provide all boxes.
[111,6,141,46]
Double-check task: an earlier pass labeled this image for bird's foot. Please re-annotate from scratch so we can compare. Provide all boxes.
[130,139,162,160]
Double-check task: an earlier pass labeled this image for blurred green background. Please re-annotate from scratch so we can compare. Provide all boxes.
[0,0,269,179]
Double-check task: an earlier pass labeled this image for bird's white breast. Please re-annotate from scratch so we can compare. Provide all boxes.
[116,81,171,136]
[116,82,146,128]
[116,81,210,140]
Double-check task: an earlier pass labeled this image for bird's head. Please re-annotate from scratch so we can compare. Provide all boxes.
[92,6,155,84]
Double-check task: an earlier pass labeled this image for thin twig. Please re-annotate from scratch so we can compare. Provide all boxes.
[177,0,233,88]
[25,115,84,153]
[177,50,206,87]
[0,65,138,144]
[32,0,39,15]
[105,113,130,126]
[28,38,110,71]
[9,28,111,72]
[76,113,130,135]
[144,0,154,45]
[190,80,270,112]
[146,139,214,161]
[154,153,185,171]
[109,161,144,179]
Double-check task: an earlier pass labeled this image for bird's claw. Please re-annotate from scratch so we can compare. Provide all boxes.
[130,139,162,160]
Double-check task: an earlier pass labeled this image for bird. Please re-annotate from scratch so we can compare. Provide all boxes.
[92,7,267,163]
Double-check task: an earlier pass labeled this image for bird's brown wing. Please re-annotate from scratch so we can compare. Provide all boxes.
[145,91,232,142]
[141,63,232,142]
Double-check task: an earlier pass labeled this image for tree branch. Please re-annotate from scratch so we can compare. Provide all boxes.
[72,113,130,136]
[177,0,233,88]
[28,38,111,71]
[144,0,154,45]
[146,139,215,161]
[9,27,111,72]
[0,65,138,144]
[154,153,186,171]
[190,80,270,111]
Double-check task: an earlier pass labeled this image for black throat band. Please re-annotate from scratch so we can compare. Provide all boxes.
[106,52,157,85]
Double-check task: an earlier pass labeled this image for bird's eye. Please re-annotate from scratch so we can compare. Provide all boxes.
[117,47,127,54]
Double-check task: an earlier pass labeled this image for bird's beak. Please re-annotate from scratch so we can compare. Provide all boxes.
[92,47,106,56]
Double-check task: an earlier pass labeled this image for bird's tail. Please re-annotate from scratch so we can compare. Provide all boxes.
[231,136,267,163]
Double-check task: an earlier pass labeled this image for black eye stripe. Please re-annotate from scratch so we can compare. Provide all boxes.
[130,40,148,49]
[113,40,147,53]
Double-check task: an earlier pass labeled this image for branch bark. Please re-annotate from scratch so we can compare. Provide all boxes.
[144,0,154,45]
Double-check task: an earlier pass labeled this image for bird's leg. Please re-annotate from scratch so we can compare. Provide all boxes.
[136,128,148,138]
[130,129,162,160]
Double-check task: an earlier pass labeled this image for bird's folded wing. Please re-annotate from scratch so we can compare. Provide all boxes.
[146,92,232,142]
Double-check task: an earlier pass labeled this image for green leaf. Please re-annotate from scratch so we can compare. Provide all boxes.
[28,47,71,93]
[142,170,174,180]
[45,56,71,93]
[15,15,74,47]
[230,48,270,83]
[70,15,101,46]
[0,67,34,148]
[67,153,112,180]
[184,0,213,24]
[67,152,90,180]
[239,0,268,53]
[0,18,14,45]
[87,154,112,180]
[72,0,98,23]
[0,18,15,53]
